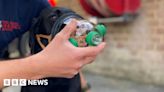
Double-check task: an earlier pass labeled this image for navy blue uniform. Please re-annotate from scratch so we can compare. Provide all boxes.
[0,0,49,51]
[0,0,81,92]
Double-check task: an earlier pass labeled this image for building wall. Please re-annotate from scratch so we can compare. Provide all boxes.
[58,0,164,85]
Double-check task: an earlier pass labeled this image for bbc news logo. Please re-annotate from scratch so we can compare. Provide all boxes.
[3,79,48,86]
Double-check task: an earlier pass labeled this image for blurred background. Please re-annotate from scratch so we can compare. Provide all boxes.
[3,0,164,92]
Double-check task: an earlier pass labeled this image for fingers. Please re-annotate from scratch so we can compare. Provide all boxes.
[80,42,106,57]
[59,19,77,39]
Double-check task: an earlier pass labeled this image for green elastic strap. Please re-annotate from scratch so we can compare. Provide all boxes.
[95,24,107,36]
[86,31,102,46]
[69,38,78,47]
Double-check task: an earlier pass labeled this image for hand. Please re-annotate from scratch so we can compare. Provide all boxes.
[33,19,106,78]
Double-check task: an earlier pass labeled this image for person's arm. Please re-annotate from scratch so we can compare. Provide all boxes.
[0,20,106,89]
[80,72,91,92]
[0,55,43,89]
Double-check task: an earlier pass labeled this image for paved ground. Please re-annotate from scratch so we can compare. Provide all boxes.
[3,72,164,92]
[84,72,164,92]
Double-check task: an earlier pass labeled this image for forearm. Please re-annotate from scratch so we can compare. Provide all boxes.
[80,72,91,92]
[80,72,87,87]
[0,55,42,89]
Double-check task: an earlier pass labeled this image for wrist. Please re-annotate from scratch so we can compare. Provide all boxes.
[25,54,45,80]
